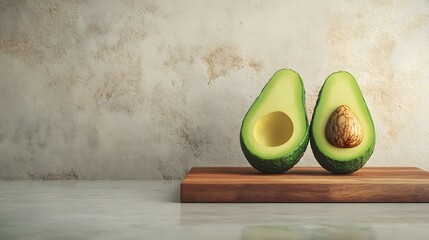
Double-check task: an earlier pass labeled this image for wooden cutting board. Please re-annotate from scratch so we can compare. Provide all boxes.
[181,167,429,203]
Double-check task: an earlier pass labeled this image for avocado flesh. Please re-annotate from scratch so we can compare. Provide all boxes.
[240,69,309,173]
[310,71,375,174]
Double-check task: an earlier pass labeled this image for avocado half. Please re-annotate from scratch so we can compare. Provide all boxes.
[310,71,375,174]
[240,69,309,173]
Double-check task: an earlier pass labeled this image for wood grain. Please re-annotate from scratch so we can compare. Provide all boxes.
[181,167,429,203]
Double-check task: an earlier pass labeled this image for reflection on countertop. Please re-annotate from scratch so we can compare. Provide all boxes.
[241,224,375,240]
[0,181,428,239]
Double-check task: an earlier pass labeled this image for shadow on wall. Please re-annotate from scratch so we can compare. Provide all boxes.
[158,43,265,180]
[28,170,79,180]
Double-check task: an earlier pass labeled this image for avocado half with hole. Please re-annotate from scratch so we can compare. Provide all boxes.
[240,69,309,173]
[310,71,375,174]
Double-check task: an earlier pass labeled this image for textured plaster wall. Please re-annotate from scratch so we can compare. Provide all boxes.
[1,0,429,179]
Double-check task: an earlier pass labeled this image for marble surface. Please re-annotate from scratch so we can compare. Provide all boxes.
[0,181,428,239]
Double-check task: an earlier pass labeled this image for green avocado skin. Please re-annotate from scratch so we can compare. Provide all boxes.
[240,128,309,174]
[309,72,376,174]
[309,133,375,174]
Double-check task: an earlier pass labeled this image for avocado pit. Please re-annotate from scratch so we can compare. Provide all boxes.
[325,105,363,148]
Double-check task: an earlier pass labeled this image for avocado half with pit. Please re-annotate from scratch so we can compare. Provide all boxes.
[240,69,309,173]
[310,71,375,174]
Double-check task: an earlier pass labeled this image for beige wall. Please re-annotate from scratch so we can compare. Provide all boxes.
[1,0,428,179]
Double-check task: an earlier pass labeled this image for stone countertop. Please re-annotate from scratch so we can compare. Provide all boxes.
[0,181,428,240]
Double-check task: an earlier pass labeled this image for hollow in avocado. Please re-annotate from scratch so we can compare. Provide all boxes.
[240,69,309,173]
